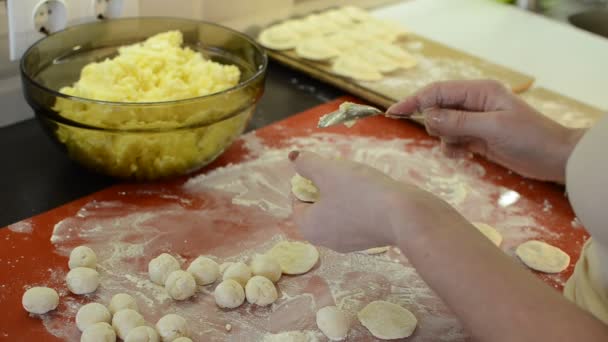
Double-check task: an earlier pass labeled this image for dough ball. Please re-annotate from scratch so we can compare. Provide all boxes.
[112,309,145,340]
[316,306,350,341]
[76,302,111,332]
[22,286,59,314]
[81,322,116,342]
[268,241,319,275]
[68,245,97,269]
[515,240,570,273]
[219,262,235,275]
[108,293,139,315]
[245,276,278,306]
[155,313,189,342]
[222,262,252,286]
[358,301,417,339]
[290,174,320,203]
[125,326,160,342]
[172,338,192,342]
[473,222,503,246]
[66,267,100,295]
[250,254,282,283]
[148,253,181,285]
[165,270,197,301]
[214,279,245,309]
[186,256,219,285]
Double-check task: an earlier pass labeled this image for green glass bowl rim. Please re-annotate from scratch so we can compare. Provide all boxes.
[20,17,268,108]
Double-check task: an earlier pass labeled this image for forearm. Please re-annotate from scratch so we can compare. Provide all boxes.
[391,210,608,341]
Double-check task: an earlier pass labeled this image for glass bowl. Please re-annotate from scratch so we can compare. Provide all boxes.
[21,18,267,180]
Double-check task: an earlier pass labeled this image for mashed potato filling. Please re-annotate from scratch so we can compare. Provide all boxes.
[53,31,254,179]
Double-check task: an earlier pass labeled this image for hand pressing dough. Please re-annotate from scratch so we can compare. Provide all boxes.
[214,279,245,309]
[112,309,145,340]
[332,55,383,81]
[66,267,100,294]
[165,270,197,301]
[268,241,319,275]
[81,322,116,342]
[22,286,59,314]
[125,326,160,342]
[187,256,220,285]
[258,24,299,50]
[250,254,282,283]
[76,302,111,332]
[108,293,139,315]
[473,222,503,247]
[291,174,320,203]
[358,301,417,339]
[156,313,189,342]
[316,306,350,341]
[148,253,181,285]
[68,245,97,269]
[245,276,278,306]
[515,240,570,273]
[295,37,340,61]
[222,261,252,286]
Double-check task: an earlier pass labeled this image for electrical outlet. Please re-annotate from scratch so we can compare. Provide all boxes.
[7,0,139,61]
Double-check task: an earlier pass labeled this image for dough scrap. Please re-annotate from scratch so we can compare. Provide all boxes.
[250,253,282,283]
[473,222,503,247]
[66,267,100,295]
[165,270,197,301]
[291,173,320,203]
[245,276,278,306]
[361,246,391,255]
[295,37,340,61]
[76,302,111,332]
[515,240,570,273]
[68,245,97,269]
[156,314,189,342]
[22,286,59,314]
[267,241,319,275]
[187,256,220,286]
[125,325,160,342]
[214,279,246,309]
[316,306,350,341]
[331,55,382,81]
[81,322,116,342]
[358,301,417,339]
[148,253,181,285]
[222,261,252,286]
[112,309,145,340]
[108,293,139,315]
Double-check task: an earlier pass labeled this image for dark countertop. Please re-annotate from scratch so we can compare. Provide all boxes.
[0,61,343,227]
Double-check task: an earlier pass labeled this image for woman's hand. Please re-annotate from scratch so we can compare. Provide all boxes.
[289,150,467,253]
[388,80,585,183]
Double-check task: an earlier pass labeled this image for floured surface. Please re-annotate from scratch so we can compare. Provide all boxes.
[0,99,588,341]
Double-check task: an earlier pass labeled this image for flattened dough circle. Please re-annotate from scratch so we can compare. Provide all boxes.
[291,174,320,203]
[473,222,503,247]
[515,240,570,273]
[358,301,417,340]
[267,241,319,275]
[332,55,382,81]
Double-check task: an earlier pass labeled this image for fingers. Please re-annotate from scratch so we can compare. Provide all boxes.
[289,150,341,191]
[387,79,509,117]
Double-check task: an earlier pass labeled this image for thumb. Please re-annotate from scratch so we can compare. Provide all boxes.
[425,108,497,140]
[288,151,339,191]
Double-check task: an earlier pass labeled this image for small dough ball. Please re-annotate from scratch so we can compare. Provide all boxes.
[81,322,116,342]
[69,245,97,269]
[219,262,235,275]
[250,254,282,283]
[76,302,111,332]
[66,267,100,294]
[108,293,139,315]
[214,279,245,309]
[172,338,192,342]
[316,306,350,341]
[245,276,278,306]
[187,256,220,285]
[473,222,503,246]
[22,286,59,314]
[268,241,319,275]
[291,174,320,203]
[112,309,145,340]
[515,240,570,273]
[148,253,181,285]
[156,314,189,342]
[165,270,197,301]
[222,262,252,286]
[358,301,417,339]
[125,326,160,342]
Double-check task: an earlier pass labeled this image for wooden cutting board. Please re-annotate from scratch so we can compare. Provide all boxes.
[268,33,535,108]
[0,97,588,341]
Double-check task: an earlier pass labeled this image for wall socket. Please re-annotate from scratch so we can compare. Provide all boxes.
[7,0,139,60]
